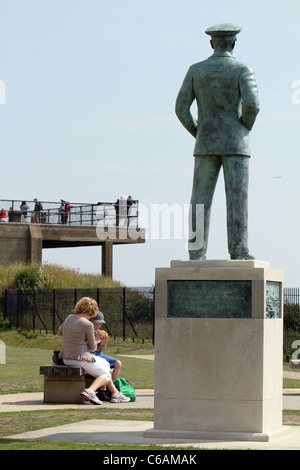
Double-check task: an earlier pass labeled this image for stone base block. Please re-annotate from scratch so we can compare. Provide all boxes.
[40,365,94,404]
[290,360,300,369]
[43,375,86,404]
[144,426,292,443]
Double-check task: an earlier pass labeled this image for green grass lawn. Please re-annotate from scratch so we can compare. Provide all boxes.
[0,329,155,394]
[0,346,155,394]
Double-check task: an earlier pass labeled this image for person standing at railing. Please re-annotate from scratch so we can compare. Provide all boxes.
[20,201,30,223]
[64,201,74,224]
[59,200,66,223]
[33,198,43,223]
[0,208,7,222]
[114,196,127,226]
[127,195,137,226]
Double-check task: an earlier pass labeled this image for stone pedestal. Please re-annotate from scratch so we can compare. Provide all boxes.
[145,260,287,442]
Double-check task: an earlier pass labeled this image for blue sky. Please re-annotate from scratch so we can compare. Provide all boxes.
[0,0,299,287]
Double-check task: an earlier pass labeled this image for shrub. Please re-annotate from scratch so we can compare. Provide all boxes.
[0,316,12,330]
[13,266,50,290]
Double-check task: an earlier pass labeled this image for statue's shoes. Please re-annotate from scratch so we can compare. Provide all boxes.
[230,254,255,260]
[189,253,206,260]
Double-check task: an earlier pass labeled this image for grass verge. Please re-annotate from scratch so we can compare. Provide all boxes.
[0,263,122,291]
[0,408,300,451]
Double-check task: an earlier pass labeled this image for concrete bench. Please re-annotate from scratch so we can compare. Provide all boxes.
[40,365,94,404]
[289,359,300,370]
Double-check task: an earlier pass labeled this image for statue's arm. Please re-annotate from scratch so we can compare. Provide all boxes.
[175,67,197,138]
[239,65,260,131]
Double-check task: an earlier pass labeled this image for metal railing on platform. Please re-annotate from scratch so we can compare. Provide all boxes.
[0,198,139,227]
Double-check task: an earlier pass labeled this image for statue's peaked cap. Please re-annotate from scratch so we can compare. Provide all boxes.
[205,23,242,37]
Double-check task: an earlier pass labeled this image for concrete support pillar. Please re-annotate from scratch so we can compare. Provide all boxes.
[102,241,113,278]
[0,224,30,264]
[28,225,43,264]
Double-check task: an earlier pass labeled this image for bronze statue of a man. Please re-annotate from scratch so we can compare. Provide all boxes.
[175,24,259,260]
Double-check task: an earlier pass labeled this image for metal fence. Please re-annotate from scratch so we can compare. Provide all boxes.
[0,198,139,227]
[3,287,155,344]
[283,287,300,358]
[2,286,300,351]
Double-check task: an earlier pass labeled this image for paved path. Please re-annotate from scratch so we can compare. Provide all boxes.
[283,370,300,379]
[0,389,154,412]
[2,414,300,450]
[119,354,155,360]
[1,389,299,413]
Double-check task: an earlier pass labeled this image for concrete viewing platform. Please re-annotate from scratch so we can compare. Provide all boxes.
[0,223,145,278]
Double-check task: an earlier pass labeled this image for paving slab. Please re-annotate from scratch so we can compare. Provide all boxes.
[3,419,300,450]
[1,389,299,412]
[0,389,154,412]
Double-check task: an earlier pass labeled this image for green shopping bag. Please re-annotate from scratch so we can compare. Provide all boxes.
[113,378,136,402]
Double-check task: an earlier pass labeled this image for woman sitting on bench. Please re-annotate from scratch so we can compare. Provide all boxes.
[57,296,130,405]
